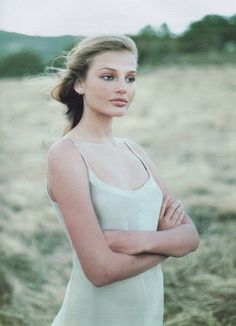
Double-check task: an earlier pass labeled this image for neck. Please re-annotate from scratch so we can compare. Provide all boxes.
[70,108,115,143]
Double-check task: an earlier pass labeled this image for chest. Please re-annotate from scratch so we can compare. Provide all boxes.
[90,181,163,231]
[79,143,149,190]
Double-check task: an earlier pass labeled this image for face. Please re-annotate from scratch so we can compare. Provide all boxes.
[74,50,137,117]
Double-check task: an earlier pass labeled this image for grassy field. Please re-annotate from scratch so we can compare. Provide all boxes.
[0,64,236,325]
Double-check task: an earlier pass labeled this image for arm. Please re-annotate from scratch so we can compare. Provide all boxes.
[104,220,199,257]
[47,139,168,288]
[104,139,199,257]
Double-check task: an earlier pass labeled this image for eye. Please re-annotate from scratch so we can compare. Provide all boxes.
[126,76,136,83]
[100,75,114,81]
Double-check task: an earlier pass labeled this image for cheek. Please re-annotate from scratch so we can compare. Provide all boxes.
[99,84,111,95]
[90,82,111,99]
[130,86,136,99]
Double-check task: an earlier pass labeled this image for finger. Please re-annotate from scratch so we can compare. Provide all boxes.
[171,206,184,224]
[159,194,170,219]
[164,200,181,220]
[159,194,169,218]
[176,210,185,225]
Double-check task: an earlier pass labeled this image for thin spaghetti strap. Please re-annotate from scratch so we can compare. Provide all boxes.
[65,137,91,171]
[122,138,151,177]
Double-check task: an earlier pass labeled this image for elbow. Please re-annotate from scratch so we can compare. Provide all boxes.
[91,278,105,288]
[176,229,200,258]
[189,222,200,252]
[80,248,117,287]
[191,230,200,252]
[189,225,200,253]
[90,271,114,288]
[87,272,103,287]
[87,273,108,287]
[86,264,115,288]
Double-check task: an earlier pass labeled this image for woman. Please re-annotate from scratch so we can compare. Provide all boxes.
[47,34,199,326]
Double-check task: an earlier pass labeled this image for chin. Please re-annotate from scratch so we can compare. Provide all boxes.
[100,107,127,117]
[113,109,127,117]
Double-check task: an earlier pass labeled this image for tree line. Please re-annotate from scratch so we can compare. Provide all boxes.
[1,14,236,78]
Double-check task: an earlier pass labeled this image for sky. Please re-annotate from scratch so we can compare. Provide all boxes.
[1,0,236,37]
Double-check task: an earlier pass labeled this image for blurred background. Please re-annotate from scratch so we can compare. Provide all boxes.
[0,0,236,325]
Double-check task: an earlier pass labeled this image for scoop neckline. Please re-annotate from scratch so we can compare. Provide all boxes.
[63,135,121,145]
[49,136,163,202]
[66,136,154,194]
[48,175,160,205]
[87,166,154,195]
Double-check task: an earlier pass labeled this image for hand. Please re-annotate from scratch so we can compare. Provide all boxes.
[157,195,185,231]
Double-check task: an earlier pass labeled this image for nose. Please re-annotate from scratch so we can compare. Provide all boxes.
[114,80,127,94]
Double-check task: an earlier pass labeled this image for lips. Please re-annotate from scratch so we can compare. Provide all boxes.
[110,98,128,107]
[110,98,128,103]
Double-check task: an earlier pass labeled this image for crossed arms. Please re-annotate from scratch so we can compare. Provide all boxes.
[102,141,199,284]
[104,194,199,257]
[48,139,199,287]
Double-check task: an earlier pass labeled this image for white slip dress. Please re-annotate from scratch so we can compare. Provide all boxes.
[48,138,164,326]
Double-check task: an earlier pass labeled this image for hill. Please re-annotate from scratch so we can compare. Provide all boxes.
[0,30,78,62]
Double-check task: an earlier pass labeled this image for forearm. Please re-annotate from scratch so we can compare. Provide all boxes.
[100,251,168,287]
[105,225,199,257]
[147,224,199,256]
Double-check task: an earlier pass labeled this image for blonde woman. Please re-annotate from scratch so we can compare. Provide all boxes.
[47,35,199,326]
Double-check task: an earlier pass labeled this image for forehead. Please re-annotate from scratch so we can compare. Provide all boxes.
[89,50,137,72]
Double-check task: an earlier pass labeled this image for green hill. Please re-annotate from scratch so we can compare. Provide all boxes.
[0,30,79,62]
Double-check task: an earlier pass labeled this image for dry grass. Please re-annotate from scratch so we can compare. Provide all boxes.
[0,64,235,325]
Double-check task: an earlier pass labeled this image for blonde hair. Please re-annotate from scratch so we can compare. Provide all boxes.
[50,34,138,134]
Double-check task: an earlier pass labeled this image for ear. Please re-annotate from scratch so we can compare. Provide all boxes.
[73,79,84,95]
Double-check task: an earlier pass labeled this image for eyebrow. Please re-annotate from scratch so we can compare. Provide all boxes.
[98,67,137,73]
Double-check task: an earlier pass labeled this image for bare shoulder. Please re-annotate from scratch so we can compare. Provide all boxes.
[48,137,77,161]
[123,138,150,159]
[47,137,89,202]
[47,137,85,172]
[123,138,162,180]
[124,138,192,224]
[123,138,195,225]
[123,138,176,200]
[47,137,114,286]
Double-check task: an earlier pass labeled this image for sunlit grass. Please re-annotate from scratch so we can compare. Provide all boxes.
[0,64,235,325]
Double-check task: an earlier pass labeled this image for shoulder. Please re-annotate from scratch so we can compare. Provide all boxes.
[47,137,91,204]
[122,137,162,184]
[122,137,154,166]
[47,137,73,156]
[47,137,86,174]
[122,138,148,157]
[122,139,195,226]
[47,136,81,160]
[122,137,171,197]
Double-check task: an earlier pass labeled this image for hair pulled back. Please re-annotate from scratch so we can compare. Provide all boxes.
[50,35,138,134]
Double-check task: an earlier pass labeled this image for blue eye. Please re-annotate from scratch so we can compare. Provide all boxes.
[126,77,136,83]
[100,75,136,83]
[101,75,114,81]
